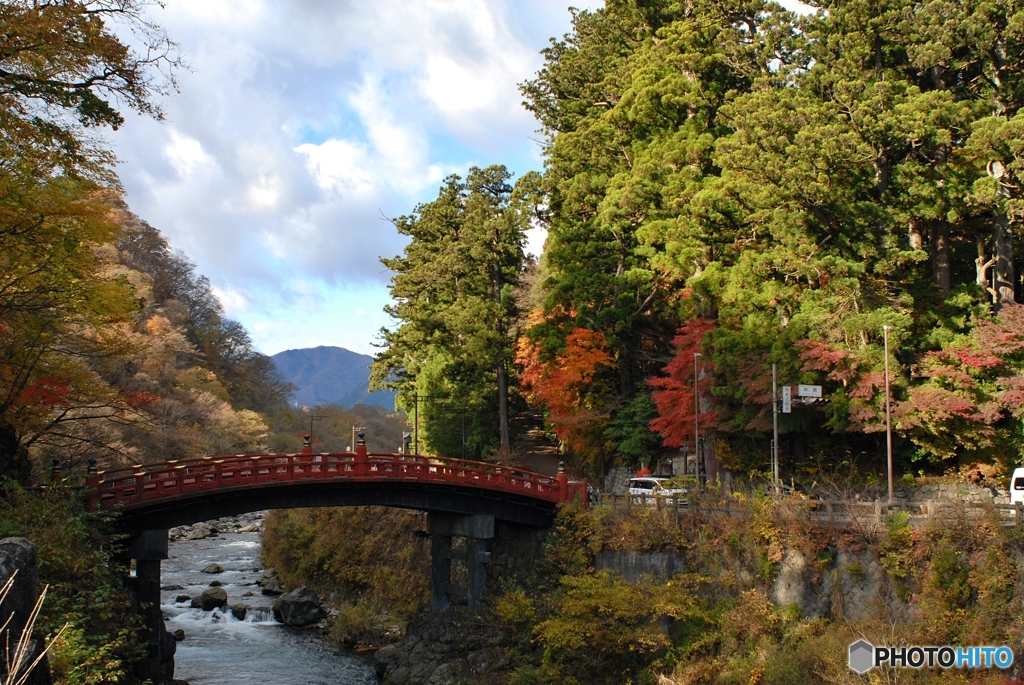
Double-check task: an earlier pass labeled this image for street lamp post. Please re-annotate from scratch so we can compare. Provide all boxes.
[694,352,702,486]
[883,325,894,504]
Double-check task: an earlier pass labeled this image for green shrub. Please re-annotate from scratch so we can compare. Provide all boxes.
[0,481,143,685]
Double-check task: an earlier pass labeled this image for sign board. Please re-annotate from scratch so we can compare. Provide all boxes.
[781,385,791,413]
[797,384,822,398]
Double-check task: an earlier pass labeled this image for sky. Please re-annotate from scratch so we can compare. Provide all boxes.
[112,0,604,357]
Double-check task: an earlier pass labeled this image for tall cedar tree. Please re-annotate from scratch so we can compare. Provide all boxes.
[372,166,536,458]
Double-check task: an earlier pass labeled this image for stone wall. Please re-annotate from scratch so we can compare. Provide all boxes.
[487,523,548,584]
[604,466,632,496]
[595,550,686,583]
[769,545,889,622]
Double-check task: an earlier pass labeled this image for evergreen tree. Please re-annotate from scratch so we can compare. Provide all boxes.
[371,166,535,458]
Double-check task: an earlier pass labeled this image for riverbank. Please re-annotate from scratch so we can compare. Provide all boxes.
[263,493,1024,684]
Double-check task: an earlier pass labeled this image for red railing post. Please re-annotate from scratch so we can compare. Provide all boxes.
[301,434,313,455]
[355,431,367,475]
[556,461,568,501]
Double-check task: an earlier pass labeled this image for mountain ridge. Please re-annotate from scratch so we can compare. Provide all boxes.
[271,345,396,410]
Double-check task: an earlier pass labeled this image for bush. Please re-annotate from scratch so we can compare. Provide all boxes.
[262,506,430,644]
[0,481,143,685]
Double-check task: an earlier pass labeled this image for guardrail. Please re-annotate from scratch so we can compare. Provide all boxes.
[596,492,1024,527]
[88,446,589,509]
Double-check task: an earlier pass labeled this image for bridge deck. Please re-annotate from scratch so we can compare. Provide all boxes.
[89,448,587,531]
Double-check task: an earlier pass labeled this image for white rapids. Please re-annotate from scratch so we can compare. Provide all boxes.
[161,531,377,685]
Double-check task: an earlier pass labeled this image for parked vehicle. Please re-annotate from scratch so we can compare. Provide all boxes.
[1011,468,1024,505]
[628,477,688,506]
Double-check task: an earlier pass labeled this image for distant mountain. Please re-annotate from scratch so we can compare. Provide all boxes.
[271,346,396,410]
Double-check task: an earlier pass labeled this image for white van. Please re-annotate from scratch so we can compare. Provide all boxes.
[628,477,688,505]
[1011,468,1024,505]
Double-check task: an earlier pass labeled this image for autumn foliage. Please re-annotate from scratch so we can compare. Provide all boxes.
[648,318,717,448]
[517,326,616,462]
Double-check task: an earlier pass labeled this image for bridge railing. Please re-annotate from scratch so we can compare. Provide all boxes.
[89,449,587,509]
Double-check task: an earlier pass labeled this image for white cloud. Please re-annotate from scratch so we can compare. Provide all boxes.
[112,0,601,355]
[211,287,249,316]
[164,131,216,179]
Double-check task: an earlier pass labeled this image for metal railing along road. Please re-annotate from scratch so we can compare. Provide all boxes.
[596,492,1024,528]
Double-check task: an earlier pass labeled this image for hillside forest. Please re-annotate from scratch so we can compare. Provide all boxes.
[374,0,1024,484]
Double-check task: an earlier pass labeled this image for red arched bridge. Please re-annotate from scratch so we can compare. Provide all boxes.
[85,440,589,672]
[88,442,589,534]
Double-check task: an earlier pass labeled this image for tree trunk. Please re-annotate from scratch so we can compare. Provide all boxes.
[496,356,510,453]
[908,219,923,251]
[931,221,951,294]
[493,268,511,454]
[994,212,1016,308]
[977,237,997,303]
[0,418,31,485]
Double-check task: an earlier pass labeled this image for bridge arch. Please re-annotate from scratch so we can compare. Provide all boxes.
[91,444,582,534]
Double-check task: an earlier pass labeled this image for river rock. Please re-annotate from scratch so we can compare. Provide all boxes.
[230,603,247,621]
[374,607,512,684]
[0,538,51,685]
[175,594,191,603]
[208,580,222,587]
[202,563,224,574]
[272,586,322,626]
[191,587,228,611]
[260,578,283,595]
[172,629,185,641]
[243,590,254,597]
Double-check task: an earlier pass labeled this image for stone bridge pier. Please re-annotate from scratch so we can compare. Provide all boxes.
[126,529,175,684]
[427,513,548,609]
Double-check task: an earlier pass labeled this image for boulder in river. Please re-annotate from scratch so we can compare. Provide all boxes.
[202,563,224,574]
[172,629,185,641]
[230,603,247,621]
[175,594,191,603]
[191,587,228,611]
[272,586,323,626]
[260,578,283,595]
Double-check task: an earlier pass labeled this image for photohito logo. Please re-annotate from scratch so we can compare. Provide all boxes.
[849,640,1014,673]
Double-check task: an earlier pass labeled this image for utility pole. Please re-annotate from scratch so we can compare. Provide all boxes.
[884,325,893,504]
[772,363,779,493]
[694,352,702,486]
[301,407,322,449]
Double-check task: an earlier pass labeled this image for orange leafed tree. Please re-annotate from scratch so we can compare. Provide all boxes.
[648,319,717,448]
[517,325,616,462]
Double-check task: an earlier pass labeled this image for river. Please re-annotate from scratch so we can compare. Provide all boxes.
[160,529,378,685]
